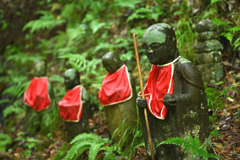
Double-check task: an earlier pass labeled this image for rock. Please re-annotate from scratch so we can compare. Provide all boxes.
[195,19,217,33]
[196,62,223,83]
[195,51,222,64]
[197,31,218,41]
[193,40,223,53]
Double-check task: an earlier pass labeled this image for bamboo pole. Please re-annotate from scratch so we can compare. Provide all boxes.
[132,33,155,160]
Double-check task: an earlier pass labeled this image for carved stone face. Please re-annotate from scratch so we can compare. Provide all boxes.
[143,23,177,65]
[146,42,170,65]
[34,62,46,77]
[102,52,123,74]
[64,69,80,90]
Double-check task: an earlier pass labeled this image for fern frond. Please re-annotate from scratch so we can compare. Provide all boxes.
[70,133,100,144]
[211,0,223,4]
[59,54,87,73]
[61,3,75,19]
[228,26,240,33]
[65,141,92,159]
[93,42,114,53]
[88,142,104,160]
[114,0,141,9]
[157,137,185,148]
[158,135,222,159]
[23,12,66,33]
[127,8,151,22]
[0,99,9,105]
[90,20,106,34]
[220,32,234,44]
[103,150,118,160]
[49,75,64,83]
[3,100,25,117]
[2,81,29,98]
[0,133,12,151]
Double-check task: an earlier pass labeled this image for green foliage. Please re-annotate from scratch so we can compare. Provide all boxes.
[158,135,221,160]
[211,0,223,4]
[113,0,141,9]
[48,74,64,83]
[233,37,240,51]
[2,82,29,98]
[3,99,25,118]
[64,133,108,160]
[0,133,12,151]
[205,85,225,109]
[173,2,195,62]
[127,5,164,22]
[52,143,71,160]
[14,132,40,157]
[23,11,66,34]
[211,129,223,138]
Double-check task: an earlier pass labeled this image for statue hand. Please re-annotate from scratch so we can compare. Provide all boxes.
[136,97,147,108]
[163,94,177,109]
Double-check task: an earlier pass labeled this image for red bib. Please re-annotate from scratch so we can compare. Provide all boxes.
[23,77,51,111]
[98,65,132,106]
[140,64,174,120]
[58,86,83,122]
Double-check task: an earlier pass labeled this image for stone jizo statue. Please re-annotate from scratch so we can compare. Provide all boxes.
[23,60,55,135]
[98,52,137,145]
[136,23,212,160]
[58,68,92,139]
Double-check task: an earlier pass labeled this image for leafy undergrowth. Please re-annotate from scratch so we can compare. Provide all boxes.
[211,109,240,160]
[0,106,239,159]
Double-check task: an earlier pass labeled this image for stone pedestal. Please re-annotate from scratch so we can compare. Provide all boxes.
[64,102,92,139]
[104,78,137,145]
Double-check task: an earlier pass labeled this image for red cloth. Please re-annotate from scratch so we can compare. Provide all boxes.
[23,77,51,111]
[58,86,83,122]
[98,65,132,106]
[140,64,174,120]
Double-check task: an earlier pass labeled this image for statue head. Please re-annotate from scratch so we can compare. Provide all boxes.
[63,68,80,90]
[33,61,46,77]
[143,23,179,65]
[102,52,123,74]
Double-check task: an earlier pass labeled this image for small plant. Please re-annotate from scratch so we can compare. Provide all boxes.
[64,133,111,160]
[15,132,39,157]
[23,11,66,34]
[157,135,221,160]
[0,133,12,151]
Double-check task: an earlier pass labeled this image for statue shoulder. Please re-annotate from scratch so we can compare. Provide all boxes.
[176,58,205,89]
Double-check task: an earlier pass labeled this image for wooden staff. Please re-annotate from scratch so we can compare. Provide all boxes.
[132,33,155,160]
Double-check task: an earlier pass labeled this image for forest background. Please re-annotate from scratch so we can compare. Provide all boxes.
[0,0,240,159]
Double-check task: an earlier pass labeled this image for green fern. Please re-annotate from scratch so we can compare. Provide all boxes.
[202,8,216,19]
[59,53,87,73]
[90,20,106,34]
[2,82,29,98]
[3,99,25,118]
[59,53,102,77]
[211,0,223,4]
[0,133,12,151]
[103,151,118,160]
[0,99,9,105]
[93,42,114,53]
[233,37,240,51]
[127,8,151,22]
[64,133,107,160]
[157,135,221,160]
[113,0,141,9]
[49,74,64,83]
[23,11,66,33]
